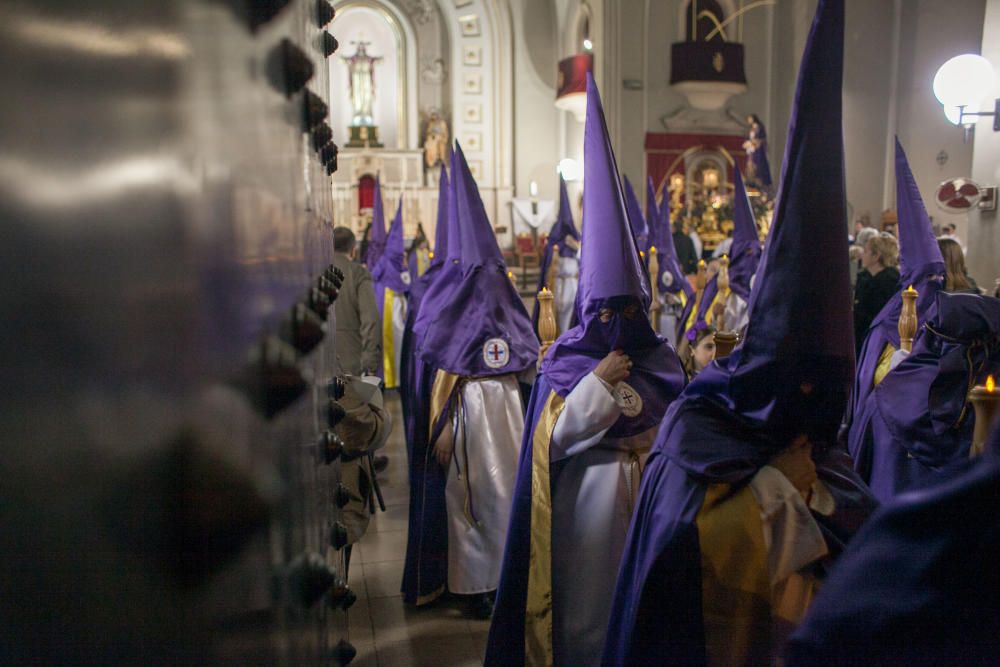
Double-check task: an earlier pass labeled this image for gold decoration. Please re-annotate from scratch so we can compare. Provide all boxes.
[713,51,724,73]
[648,246,661,333]
[536,287,558,360]
[898,285,918,353]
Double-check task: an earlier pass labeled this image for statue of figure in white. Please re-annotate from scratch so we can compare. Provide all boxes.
[342,40,382,127]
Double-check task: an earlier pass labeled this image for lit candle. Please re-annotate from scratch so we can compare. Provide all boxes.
[969,374,1000,457]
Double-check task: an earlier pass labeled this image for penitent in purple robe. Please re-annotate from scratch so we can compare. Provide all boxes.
[848,291,1000,502]
[487,73,685,667]
[786,425,1000,664]
[604,1,875,663]
[531,174,580,333]
[848,138,945,431]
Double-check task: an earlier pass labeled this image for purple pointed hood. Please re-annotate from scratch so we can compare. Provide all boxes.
[550,175,580,258]
[372,198,411,297]
[411,162,462,346]
[365,175,387,267]
[896,139,946,284]
[418,142,538,377]
[684,168,762,335]
[646,176,660,238]
[849,139,946,422]
[623,175,650,255]
[540,73,685,435]
[727,169,762,300]
[532,175,580,328]
[654,205,694,299]
[429,166,450,270]
[663,0,852,474]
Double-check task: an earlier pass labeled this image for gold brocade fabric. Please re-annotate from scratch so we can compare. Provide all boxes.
[524,391,566,666]
[696,483,772,667]
[428,370,461,441]
[873,342,897,387]
[382,289,399,389]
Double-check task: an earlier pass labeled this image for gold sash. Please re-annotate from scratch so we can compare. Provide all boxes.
[524,391,566,665]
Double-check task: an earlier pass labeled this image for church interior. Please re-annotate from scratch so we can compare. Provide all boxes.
[3,0,1000,664]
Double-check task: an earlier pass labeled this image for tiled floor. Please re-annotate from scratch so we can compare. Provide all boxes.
[344,392,489,667]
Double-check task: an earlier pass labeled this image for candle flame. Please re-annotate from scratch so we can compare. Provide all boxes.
[698,259,706,268]
[639,250,645,258]
[906,284,916,294]
[428,251,434,259]
[649,245,657,253]
[988,375,995,393]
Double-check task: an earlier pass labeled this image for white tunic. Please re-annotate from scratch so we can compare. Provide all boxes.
[549,372,658,667]
[445,374,524,594]
[555,256,580,334]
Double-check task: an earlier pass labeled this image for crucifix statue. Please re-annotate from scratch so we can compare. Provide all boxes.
[342,40,383,127]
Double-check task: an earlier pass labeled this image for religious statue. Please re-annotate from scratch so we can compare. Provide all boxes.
[423,110,449,169]
[668,173,685,221]
[743,114,772,189]
[342,41,383,127]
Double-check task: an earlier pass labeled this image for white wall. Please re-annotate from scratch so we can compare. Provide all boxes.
[967,0,1000,287]
[896,0,986,236]
[509,0,562,201]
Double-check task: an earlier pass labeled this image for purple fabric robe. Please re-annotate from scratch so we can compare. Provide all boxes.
[604,2,875,663]
[848,291,1000,502]
[848,138,945,429]
[486,72,685,666]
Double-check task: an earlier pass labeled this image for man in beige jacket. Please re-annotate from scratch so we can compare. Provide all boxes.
[332,227,381,377]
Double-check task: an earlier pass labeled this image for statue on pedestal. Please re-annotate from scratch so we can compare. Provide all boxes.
[743,114,772,189]
[423,110,449,169]
[343,40,384,147]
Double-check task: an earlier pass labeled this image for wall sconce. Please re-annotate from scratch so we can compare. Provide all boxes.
[933,54,1000,140]
[558,158,581,182]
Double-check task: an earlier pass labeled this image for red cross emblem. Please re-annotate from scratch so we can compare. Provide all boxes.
[483,338,510,369]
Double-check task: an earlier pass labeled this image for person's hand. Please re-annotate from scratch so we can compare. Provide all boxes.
[769,435,817,499]
[594,349,632,386]
[433,424,455,468]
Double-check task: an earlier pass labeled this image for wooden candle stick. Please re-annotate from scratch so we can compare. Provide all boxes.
[648,246,661,333]
[898,285,918,353]
[536,287,558,360]
[683,260,709,333]
[969,375,1000,457]
[546,242,560,296]
[713,255,730,331]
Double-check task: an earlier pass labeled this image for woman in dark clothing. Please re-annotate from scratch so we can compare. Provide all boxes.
[938,238,980,294]
[854,232,900,352]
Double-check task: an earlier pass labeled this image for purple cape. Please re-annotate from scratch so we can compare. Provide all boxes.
[849,138,945,426]
[604,1,874,662]
[418,142,538,378]
[401,166,458,605]
[400,168,449,461]
[848,291,1000,502]
[786,436,1000,664]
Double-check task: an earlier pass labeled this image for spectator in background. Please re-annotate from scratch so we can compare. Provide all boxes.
[938,222,967,255]
[850,226,880,290]
[332,227,381,376]
[938,238,979,294]
[672,219,698,275]
[854,232,900,353]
